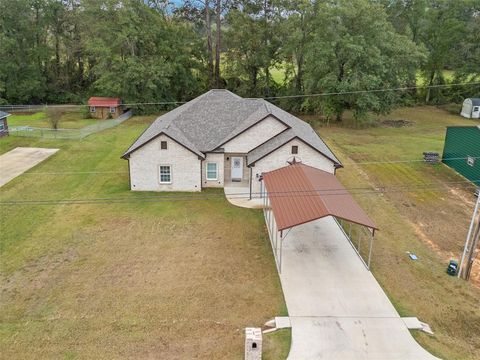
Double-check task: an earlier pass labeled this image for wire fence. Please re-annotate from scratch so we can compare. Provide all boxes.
[8,110,133,139]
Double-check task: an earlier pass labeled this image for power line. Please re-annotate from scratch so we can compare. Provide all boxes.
[1,179,477,206]
[342,156,480,165]
[263,82,480,100]
[19,156,480,176]
[1,81,479,110]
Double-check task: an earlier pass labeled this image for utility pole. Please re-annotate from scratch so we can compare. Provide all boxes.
[458,195,480,279]
[465,219,480,280]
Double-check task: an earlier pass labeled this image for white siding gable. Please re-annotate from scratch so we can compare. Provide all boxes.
[250,139,336,195]
[222,116,287,153]
[129,134,201,191]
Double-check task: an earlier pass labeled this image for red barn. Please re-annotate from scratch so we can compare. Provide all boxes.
[88,97,123,119]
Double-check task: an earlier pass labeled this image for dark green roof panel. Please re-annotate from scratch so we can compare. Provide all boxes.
[442,126,480,185]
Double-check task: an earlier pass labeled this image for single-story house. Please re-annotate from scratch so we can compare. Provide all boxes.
[0,111,10,137]
[460,98,480,119]
[122,89,342,196]
[88,97,123,119]
[442,125,480,184]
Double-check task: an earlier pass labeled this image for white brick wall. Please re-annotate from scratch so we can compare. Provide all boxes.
[129,134,201,191]
[201,153,225,188]
[222,116,287,153]
[250,139,336,196]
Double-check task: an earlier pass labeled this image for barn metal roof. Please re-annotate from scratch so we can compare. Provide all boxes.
[263,163,378,231]
[0,111,10,118]
[467,98,480,106]
[88,97,121,107]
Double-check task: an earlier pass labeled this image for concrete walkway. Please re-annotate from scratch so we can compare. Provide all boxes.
[0,147,59,187]
[224,184,263,209]
[280,217,439,359]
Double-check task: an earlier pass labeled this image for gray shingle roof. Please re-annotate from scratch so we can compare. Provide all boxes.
[122,90,341,166]
[469,98,480,106]
[0,111,10,118]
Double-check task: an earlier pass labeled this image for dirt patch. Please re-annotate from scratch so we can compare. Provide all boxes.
[449,188,477,208]
[380,119,414,127]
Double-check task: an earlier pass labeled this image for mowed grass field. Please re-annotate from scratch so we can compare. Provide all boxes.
[304,106,480,360]
[0,116,286,359]
[7,111,97,129]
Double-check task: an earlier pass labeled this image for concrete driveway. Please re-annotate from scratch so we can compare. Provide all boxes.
[0,147,59,187]
[280,217,439,360]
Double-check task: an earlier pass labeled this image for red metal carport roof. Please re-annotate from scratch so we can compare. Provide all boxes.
[262,163,378,231]
[88,97,121,107]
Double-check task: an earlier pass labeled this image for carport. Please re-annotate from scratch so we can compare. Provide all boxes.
[261,163,378,273]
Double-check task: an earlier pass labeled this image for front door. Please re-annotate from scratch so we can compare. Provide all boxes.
[231,157,243,181]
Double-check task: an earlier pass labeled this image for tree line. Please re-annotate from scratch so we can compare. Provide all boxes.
[0,0,479,121]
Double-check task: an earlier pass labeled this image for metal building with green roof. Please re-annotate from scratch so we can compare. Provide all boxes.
[442,125,480,185]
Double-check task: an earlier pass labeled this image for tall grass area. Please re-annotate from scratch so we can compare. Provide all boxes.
[0,116,286,359]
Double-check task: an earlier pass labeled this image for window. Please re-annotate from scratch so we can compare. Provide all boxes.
[474,106,479,112]
[109,107,116,114]
[90,106,96,113]
[160,141,168,150]
[0,122,4,131]
[291,145,298,154]
[206,162,218,180]
[159,165,172,184]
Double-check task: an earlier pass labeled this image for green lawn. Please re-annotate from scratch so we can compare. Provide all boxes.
[263,329,291,359]
[8,111,97,129]
[303,106,480,360]
[0,116,286,359]
[2,105,479,359]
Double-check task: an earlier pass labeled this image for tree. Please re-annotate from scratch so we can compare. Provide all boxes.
[303,0,424,122]
[223,0,283,96]
[419,0,472,103]
[214,0,221,87]
[0,0,48,103]
[46,107,63,129]
[83,0,204,107]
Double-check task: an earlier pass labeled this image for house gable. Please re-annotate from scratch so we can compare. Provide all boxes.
[250,138,337,196]
[129,134,201,192]
[221,115,288,153]
[122,131,204,160]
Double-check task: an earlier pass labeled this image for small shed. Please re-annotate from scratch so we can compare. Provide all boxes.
[87,97,123,119]
[442,126,480,184]
[460,98,480,119]
[0,111,10,137]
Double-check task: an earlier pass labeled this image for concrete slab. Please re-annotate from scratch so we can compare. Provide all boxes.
[275,316,291,329]
[289,317,437,360]
[0,147,59,187]
[273,216,439,359]
[402,317,423,330]
[224,185,264,209]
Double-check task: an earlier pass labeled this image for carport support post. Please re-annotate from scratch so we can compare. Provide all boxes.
[368,231,374,270]
[358,231,362,253]
[274,227,278,259]
[279,231,283,273]
[267,197,271,227]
